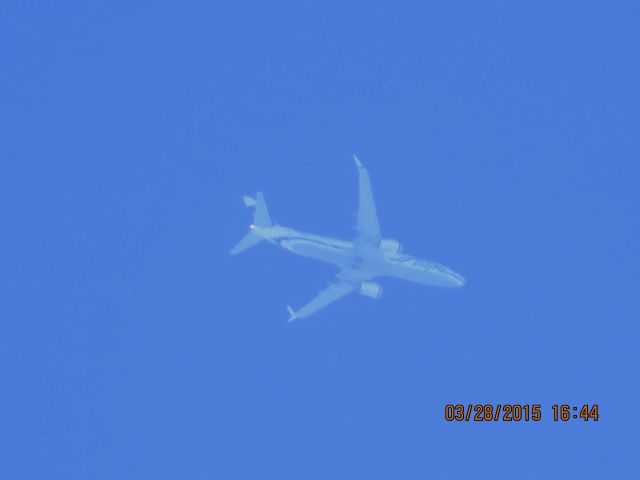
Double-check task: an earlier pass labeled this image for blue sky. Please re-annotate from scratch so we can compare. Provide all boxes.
[2,1,639,478]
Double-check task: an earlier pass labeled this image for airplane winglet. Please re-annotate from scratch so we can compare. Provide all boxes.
[353,155,362,168]
[286,305,297,323]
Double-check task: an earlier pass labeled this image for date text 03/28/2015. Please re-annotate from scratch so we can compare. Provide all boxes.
[444,404,599,422]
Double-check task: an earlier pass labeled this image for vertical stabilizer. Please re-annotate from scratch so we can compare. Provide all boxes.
[229,192,272,255]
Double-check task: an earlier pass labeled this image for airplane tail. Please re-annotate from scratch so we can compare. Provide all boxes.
[229,192,272,255]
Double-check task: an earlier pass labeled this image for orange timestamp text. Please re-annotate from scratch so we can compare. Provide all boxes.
[444,404,599,422]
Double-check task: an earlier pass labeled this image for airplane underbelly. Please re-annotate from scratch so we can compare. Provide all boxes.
[280,239,349,266]
[390,264,463,288]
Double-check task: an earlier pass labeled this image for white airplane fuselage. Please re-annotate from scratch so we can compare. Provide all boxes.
[231,157,465,321]
[251,224,466,288]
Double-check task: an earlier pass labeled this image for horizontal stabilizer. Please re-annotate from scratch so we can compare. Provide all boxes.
[229,230,263,255]
[253,192,272,228]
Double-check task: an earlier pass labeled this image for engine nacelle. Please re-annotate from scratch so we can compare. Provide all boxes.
[379,238,401,255]
[360,282,383,299]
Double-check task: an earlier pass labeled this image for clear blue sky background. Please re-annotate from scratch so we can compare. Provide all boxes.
[2,2,639,478]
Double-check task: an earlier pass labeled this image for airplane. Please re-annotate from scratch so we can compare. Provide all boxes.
[230,156,465,322]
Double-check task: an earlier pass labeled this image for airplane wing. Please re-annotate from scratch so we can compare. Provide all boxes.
[287,281,355,322]
[353,156,382,245]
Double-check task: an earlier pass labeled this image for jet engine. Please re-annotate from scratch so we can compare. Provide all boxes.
[360,282,383,299]
[379,238,401,255]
